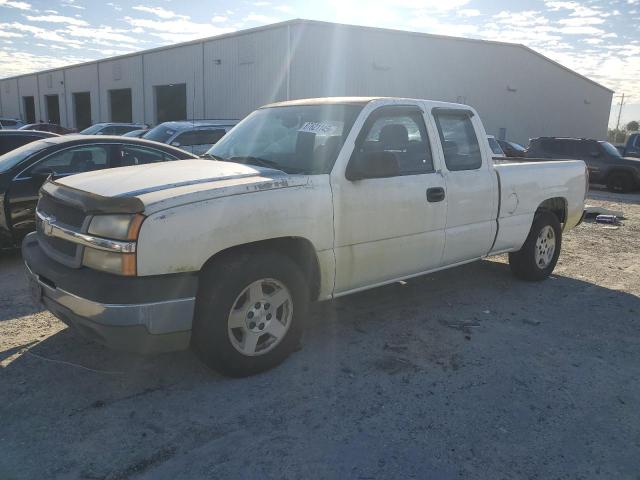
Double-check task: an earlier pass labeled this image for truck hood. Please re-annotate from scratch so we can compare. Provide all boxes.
[56,159,307,213]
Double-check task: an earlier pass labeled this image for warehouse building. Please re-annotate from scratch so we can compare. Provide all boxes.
[0,19,613,144]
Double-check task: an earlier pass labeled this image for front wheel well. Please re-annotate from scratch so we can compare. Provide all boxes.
[536,197,567,225]
[199,237,321,301]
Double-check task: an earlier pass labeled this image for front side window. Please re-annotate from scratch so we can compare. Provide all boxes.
[433,110,482,171]
[208,104,363,174]
[351,106,434,176]
[29,145,109,176]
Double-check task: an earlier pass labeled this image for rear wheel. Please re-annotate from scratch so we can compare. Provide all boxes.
[509,211,562,281]
[607,172,634,193]
[192,251,308,377]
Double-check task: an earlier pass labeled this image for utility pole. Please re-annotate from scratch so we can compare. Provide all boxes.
[615,93,625,130]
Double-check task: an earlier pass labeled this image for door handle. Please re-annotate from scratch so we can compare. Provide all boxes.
[427,187,445,202]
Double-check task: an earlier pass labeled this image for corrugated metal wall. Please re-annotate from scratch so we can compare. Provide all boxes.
[64,63,100,128]
[0,20,613,144]
[0,78,20,119]
[17,75,40,121]
[288,22,613,144]
[37,69,67,125]
[203,25,290,118]
[143,43,204,124]
[98,56,144,124]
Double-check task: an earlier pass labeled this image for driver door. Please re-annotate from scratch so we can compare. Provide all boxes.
[7,144,111,239]
[332,105,447,294]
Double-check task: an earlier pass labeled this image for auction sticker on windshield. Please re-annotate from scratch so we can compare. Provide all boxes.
[298,121,342,135]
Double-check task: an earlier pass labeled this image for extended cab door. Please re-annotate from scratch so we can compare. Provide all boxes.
[431,108,497,265]
[332,104,447,294]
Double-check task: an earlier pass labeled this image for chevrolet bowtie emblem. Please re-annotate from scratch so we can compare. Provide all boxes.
[42,215,56,236]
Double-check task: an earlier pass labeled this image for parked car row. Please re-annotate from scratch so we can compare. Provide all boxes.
[485,133,640,193]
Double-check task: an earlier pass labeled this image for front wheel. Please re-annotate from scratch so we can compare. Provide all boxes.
[192,251,309,377]
[509,211,562,281]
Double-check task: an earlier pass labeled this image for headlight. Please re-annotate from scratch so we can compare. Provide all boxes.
[83,248,137,276]
[88,214,144,241]
[82,214,144,276]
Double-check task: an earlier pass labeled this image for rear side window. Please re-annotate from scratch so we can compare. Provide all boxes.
[433,110,482,171]
[176,129,226,146]
[198,128,226,145]
[115,145,177,167]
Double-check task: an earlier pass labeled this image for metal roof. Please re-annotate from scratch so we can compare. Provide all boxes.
[0,18,614,93]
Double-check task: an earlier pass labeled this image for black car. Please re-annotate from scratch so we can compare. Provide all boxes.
[527,137,640,193]
[497,139,526,158]
[0,135,198,246]
[0,130,59,156]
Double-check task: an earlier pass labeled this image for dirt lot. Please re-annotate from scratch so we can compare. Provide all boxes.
[1,189,639,480]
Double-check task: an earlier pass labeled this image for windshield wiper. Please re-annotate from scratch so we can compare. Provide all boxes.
[227,156,291,173]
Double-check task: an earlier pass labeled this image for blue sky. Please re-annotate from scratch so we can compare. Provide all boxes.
[0,0,638,127]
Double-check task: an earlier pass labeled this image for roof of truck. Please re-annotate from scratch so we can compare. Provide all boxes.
[263,97,383,108]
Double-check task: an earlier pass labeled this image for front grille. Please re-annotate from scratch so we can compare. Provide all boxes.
[36,194,88,266]
[38,194,86,228]
[41,233,77,257]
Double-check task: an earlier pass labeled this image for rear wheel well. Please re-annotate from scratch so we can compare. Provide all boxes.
[536,197,567,225]
[200,237,321,301]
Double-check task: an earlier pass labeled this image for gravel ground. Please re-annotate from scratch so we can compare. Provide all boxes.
[1,189,639,480]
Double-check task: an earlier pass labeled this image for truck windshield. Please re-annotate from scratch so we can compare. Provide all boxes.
[79,124,106,134]
[599,141,622,158]
[207,104,363,174]
[143,125,178,143]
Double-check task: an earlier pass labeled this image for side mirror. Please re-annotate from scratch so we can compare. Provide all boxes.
[171,141,181,147]
[346,150,400,181]
[30,167,54,181]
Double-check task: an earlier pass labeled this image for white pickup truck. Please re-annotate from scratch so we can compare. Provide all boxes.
[23,97,588,376]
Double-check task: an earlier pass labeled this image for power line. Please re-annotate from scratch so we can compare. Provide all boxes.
[614,93,627,130]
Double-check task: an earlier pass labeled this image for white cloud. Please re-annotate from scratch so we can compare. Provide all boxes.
[558,17,605,26]
[244,13,279,23]
[131,5,187,20]
[24,14,89,26]
[210,15,228,23]
[65,25,139,44]
[123,16,234,42]
[458,9,480,17]
[0,49,89,77]
[0,0,31,10]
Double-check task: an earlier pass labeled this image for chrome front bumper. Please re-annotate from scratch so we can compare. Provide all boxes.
[24,247,195,354]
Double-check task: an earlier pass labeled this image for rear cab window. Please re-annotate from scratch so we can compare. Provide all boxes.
[432,109,482,171]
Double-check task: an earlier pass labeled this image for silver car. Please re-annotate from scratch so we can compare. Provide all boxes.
[143,120,238,156]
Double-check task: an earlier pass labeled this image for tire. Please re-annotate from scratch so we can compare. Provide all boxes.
[192,251,309,377]
[607,172,634,193]
[509,211,562,281]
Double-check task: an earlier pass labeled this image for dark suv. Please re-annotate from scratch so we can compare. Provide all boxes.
[527,137,640,193]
